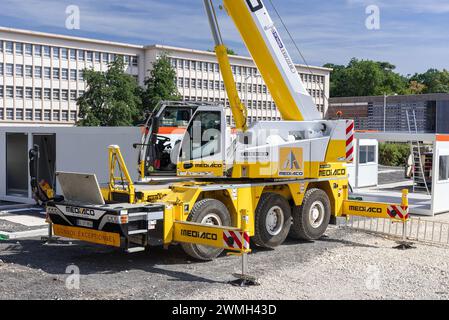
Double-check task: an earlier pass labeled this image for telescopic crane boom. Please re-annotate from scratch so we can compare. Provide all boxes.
[204,0,249,131]
[204,0,322,123]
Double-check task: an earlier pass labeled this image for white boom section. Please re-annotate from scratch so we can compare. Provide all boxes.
[223,0,322,121]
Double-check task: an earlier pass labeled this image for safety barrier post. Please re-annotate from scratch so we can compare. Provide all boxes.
[41,216,58,244]
[394,189,414,250]
[229,211,259,287]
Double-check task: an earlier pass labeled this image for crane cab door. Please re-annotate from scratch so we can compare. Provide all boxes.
[139,105,194,177]
[177,107,226,178]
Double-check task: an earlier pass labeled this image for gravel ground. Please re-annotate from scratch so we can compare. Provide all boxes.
[0,226,448,300]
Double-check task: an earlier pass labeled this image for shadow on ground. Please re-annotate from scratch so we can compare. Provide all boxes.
[0,239,227,284]
[0,227,377,284]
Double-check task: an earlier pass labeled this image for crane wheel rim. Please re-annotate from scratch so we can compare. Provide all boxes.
[309,201,325,228]
[201,213,222,226]
[265,205,284,236]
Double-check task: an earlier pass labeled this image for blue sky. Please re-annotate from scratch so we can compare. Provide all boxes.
[1,0,448,75]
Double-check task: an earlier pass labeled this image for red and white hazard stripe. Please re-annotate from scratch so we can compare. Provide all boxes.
[242,231,250,250]
[346,120,354,163]
[223,230,250,250]
[387,205,409,220]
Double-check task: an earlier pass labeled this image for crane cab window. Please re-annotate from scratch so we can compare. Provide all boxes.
[181,111,221,161]
[159,108,191,128]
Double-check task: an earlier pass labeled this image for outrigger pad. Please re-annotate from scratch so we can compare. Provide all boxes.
[229,273,260,287]
[393,241,415,250]
[41,236,75,246]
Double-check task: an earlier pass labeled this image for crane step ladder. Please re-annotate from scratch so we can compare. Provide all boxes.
[406,109,430,194]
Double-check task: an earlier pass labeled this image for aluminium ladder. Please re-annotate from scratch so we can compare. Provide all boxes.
[406,109,430,194]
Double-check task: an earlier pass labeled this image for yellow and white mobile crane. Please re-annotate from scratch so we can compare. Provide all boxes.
[46,0,409,261]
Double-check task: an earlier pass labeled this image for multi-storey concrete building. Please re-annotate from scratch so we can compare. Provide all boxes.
[328,94,449,133]
[0,27,331,126]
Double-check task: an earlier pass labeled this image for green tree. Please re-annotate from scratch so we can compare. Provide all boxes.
[409,69,449,94]
[208,48,237,55]
[226,48,237,55]
[324,58,408,97]
[141,54,180,112]
[408,80,427,94]
[77,57,141,126]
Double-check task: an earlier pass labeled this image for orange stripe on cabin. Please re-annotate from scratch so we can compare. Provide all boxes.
[436,135,449,142]
[158,127,187,134]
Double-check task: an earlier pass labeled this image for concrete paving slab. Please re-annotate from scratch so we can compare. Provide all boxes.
[0,228,48,240]
[0,215,46,227]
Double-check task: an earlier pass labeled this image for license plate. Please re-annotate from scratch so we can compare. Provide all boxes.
[53,224,120,247]
[76,219,93,228]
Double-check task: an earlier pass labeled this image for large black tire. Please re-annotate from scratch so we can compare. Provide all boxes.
[181,199,231,261]
[253,193,292,248]
[289,188,331,241]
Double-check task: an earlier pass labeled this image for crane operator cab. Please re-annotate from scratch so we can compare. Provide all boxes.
[137,101,224,178]
[177,106,228,178]
[175,103,347,181]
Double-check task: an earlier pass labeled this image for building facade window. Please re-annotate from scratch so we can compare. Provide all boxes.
[53,47,60,59]
[53,89,60,100]
[5,109,13,120]
[16,87,24,99]
[53,68,60,79]
[43,46,50,57]
[6,86,14,98]
[5,41,13,54]
[16,109,24,120]
[25,87,33,99]
[34,66,42,78]
[62,89,68,101]
[44,67,51,79]
[25,43,32,56]
[35,88,42,99]
[70,69,77,80]
[25,109,33,120]
[44,88,51,100]
[35,110,42,121]
[25,65,33,78]
[62,68,68,80]
[35,45,42,57]
[70,49,76,60]
[15,43,23,55]
[16,64,23,77]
